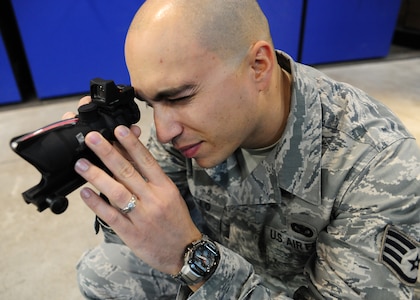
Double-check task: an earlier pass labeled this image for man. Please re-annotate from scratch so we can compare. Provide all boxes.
[72,0,420,299]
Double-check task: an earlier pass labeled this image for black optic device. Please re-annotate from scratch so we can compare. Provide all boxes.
[10,78,140,214]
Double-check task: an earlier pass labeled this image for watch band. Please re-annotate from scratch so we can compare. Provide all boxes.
[172,235,220,286]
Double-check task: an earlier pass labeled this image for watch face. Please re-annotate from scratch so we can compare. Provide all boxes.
[189,242,218,276]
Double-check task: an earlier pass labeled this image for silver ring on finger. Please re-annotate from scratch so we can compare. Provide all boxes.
[120,194,138,214]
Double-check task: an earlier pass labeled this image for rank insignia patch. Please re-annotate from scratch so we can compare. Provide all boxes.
[379,225,419,286]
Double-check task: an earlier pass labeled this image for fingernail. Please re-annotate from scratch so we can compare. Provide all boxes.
[86,132,102,145]
[116,125,130,137]
[81,188,92,199]
[75,159,89,172]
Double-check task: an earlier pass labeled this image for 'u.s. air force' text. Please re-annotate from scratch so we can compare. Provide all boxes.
[269,228,315,252]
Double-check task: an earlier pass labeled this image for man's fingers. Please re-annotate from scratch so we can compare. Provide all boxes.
[79,187,134,234]
[78,126,168,213]
[75,156,142,213]
[114,125,167,185]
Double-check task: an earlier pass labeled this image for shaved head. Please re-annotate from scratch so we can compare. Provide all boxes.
[124,0,289,165]
[127,0,272,63]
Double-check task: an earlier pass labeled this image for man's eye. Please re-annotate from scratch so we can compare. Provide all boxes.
[167,95,193,104]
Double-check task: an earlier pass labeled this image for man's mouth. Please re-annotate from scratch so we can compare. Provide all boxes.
[177,142,203,158]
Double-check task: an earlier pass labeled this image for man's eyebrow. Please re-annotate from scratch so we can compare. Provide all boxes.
[135,84,198,103]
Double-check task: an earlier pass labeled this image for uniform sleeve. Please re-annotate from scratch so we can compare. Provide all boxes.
[306,138,420,299]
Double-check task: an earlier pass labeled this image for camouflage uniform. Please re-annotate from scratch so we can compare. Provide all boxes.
[77,51,420,299]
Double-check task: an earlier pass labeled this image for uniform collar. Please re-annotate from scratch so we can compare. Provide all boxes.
[273,51,322,205]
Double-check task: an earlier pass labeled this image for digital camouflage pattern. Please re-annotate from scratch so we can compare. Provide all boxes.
[77,51,420,299]
[77,227,180,299]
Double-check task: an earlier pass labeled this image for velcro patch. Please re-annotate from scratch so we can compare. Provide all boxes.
[379,225,419,286]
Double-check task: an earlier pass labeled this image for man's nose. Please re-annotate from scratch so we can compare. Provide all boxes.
[153,106,182,144]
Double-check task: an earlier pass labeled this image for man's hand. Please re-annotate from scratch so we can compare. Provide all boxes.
[74,124,202,275]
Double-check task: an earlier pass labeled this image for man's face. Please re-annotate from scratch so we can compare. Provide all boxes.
[125,27,259,168]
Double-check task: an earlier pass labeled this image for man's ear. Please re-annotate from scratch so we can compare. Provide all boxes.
[249,41,275,87]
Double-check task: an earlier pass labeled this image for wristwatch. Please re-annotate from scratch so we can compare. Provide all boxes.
[173,235,220,286]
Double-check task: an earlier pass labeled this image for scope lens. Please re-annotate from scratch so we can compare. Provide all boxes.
[95,85,105,99]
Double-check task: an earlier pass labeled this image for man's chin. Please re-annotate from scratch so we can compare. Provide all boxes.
[193,156,225,169]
